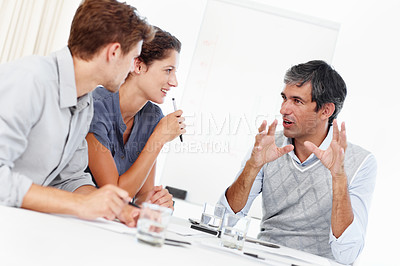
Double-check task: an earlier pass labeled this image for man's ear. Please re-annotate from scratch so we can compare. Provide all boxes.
[320,102,335,120]
[105,42,122,62]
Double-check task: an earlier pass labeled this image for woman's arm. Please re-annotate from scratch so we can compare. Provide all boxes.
[86,110,185,198]
[86,132,161,197]
[133,162,156,204]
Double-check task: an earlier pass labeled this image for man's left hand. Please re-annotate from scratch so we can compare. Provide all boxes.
[304,119,347,178]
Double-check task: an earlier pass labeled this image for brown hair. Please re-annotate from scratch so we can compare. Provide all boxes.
[68,0,155,60]
[139,26,181,66]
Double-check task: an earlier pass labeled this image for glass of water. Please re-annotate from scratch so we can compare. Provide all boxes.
[136,202,173,246]
[220,213,250,251]
[200,203,226,230]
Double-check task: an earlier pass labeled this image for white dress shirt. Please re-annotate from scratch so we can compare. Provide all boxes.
[0,46,95,207]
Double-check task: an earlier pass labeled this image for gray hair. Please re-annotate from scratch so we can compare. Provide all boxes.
[284,60,347,124]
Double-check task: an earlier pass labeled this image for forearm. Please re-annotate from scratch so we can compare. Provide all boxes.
[226,161,262,213]
[21,183,84,216]
[118,134,164,196]
[133,166,156,205]
[331,174,354,238]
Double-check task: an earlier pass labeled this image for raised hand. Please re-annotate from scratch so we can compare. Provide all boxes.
[248,120,294,168]
[153,110,186,144]
[304,120,347,177]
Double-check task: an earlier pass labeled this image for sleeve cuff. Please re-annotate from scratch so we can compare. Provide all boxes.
[62,173,95,192]
[0,166,33,207]
[329,217,361,243]
[15,173,33,207]
[217,188,246,217]
[329,218,364,265]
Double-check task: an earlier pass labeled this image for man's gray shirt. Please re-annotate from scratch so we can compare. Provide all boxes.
[0,46,95,207]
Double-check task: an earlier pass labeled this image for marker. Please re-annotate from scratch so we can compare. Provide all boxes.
[172,98,183,142]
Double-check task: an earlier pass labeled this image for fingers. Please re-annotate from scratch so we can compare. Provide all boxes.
[149,187,168,203]
[144,189,157,203]
[118,205,140,227]
[170,110,186,136]
[258,120,267,133]
[99,185,134,220]
[178,117,186,135]
[149,186,173,208]
[144,185,162,202]
[332,120,347,152]
[103,188,132,220]
[304,141,323,159]
[267,119,278,136]
[279,144,294,155]
[103,198,123,221]
[102,184,131,203]
[255,120,277,145]
[339,121,347,151]
[173,109,183,117]
[332,119,339,142]
[159,199,174,209]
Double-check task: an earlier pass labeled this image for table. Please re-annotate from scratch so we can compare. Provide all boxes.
[0,205,344,266]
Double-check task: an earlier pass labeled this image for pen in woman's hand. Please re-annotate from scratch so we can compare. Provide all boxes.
[172,98,183,142]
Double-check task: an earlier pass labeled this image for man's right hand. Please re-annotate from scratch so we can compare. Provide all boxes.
[77,184,131,221]
[247,120,294,168]
[225,120,294,213]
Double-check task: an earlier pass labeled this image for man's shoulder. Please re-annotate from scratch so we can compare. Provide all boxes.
[1,55,57,83]
[0,55,59,103]
[346,141,373,158]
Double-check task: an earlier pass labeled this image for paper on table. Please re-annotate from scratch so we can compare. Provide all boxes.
[244,241,331,266]
[195,236,330,266]
[54,214,137,235]
[195,238,288,266]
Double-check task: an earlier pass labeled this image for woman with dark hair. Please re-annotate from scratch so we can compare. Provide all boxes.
[86,27,185,209]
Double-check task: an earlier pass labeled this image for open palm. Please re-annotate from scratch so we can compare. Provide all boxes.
[304,120,347,177]
[250,120,294,168]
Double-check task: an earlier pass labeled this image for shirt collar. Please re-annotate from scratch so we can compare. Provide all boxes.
[54,46,78,109]
[283,126,333,166]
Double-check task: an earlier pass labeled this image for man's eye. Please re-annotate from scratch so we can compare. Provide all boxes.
[294,99,302,104]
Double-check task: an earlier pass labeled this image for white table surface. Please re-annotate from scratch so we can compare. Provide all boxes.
[0,205,344,266]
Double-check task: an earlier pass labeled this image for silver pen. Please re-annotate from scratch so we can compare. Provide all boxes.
[172,98,183,142]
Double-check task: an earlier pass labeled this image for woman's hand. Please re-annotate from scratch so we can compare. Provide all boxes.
[153,110,186,144]
[146,185,174,210]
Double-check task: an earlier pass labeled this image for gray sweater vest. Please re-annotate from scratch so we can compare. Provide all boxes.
[258,132,371,259]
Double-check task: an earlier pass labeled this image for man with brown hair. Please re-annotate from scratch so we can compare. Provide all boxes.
[0,0,154,226]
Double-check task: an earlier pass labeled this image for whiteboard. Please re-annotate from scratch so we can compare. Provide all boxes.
[160,0,339,215]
